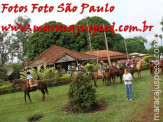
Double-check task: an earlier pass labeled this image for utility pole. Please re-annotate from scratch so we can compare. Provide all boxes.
[124,39,129,59]
[103,24,112,66]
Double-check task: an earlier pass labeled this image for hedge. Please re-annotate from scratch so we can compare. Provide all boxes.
[0,85,20,95]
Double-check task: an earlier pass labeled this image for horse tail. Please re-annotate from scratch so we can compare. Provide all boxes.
[44,82,48,94]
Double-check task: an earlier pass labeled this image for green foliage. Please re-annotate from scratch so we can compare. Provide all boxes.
[0,85,20,95]
[59,74,72,83]
[20,64,72,87]
[83,64,94,71]
[0,65,8,80]
[142,63,150,70]
[148,46,163,55]
[25,16,124,60]
[68,73,97,112]
[143,55,156,62]
[118,37,147,53]
[8,63,23,81]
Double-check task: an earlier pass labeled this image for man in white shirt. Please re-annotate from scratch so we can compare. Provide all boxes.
[123,69,133,101]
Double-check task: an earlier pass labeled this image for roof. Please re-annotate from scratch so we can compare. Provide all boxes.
[85,50,127,61]
[25,45,96,68]
[129,53,148,57]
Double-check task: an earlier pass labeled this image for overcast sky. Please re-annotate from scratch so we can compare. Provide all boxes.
[0,0,163,49]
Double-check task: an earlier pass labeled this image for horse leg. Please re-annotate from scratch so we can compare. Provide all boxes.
[114,77,116,84]
[120,76,122,83]
[24,92,26,103]
[41,89,45,101]
[27,92,32,103]
[94,78,97,87]
[140,72,141,79]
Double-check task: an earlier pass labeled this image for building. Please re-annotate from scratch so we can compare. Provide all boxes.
[24,45,96,69]
[85,50,127,62]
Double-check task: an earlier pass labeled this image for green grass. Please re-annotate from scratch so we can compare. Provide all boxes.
[0,70,162,122]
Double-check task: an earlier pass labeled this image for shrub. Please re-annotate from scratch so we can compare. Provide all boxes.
[142,63,150,70]
[59,74,72,83]
[68,73,97,112]
[0,85,20,95]
[143,55,156,62]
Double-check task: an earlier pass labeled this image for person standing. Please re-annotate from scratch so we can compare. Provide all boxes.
[99,61,104,78]
[123,69,134,101]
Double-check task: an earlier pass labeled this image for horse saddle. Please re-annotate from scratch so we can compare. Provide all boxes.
[32,80,38,87]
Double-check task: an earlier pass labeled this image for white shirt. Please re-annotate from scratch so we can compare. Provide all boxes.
[123,73,132,85]
[27,75,33,80]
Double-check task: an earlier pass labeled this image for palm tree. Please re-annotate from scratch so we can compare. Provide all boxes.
[138,36,148,49]
[150,40,158,47]
[159,35,162,46]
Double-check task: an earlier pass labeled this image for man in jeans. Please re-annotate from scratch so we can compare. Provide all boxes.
[123,69,134,101]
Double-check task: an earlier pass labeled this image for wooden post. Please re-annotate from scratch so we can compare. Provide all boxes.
[103,24,112,66]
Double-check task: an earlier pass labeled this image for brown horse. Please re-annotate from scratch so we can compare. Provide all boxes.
[149,61,163,75]
[12,79,48,103]
[109,66,117,84]
[103,69,111,86]
[117,67,125,83]
[149,62,155,75]
[93,67,113,87]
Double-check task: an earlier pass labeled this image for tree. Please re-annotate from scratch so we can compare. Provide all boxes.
[160,17,163,31]
[11,16,31,61]
[0,31,11,64]
[118,37,147,54]
[25,21,65,60]
[148,46,163,54]
[159,35,162,46]
[150,40,158,47]
[25,16,124,60]
[138,36,148,49]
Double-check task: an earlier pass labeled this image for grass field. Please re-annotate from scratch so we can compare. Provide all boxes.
[0,70,162,122]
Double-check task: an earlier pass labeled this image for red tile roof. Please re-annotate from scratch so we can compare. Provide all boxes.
[25,45,96,67]
[85,50,127,61]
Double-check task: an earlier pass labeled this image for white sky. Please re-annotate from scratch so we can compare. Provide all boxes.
[0,0,163,49]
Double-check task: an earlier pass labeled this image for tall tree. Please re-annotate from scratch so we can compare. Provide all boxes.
[150,40,158,47]
[160,17,163,31]
[0,31,11,64]
[138,36,148,49]
[159,34,162,46]
[11,16,31,61]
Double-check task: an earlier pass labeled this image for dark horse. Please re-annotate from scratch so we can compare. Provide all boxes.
[12,79,48,103]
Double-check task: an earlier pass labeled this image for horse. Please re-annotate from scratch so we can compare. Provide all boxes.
[93,67,113,87]
[149,61,163,75]
[93,70,102,87]
[117,67,125,83]
[12,79,48,103]
[149,62,155,75]
[103,69,111,86]
[136,59,146,78]
[109,66,117,84]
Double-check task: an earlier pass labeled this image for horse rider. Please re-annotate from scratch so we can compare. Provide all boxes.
[77,64,82,71]
[27,72,33,87]
[99,61,105,78]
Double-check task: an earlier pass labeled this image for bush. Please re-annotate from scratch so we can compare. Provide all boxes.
[142,63,150,70]
[59,74,72,83]
[143,55,156,62]
[0,85,20,95]
[68,73,97,112]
